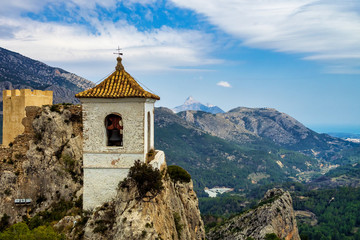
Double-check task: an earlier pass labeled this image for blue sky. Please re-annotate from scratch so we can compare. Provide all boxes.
[0,0,360,133]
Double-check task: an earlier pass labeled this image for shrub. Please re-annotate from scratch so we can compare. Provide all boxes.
[265,233,281,240]
[93,223,108,233]
[15,153,24,159]
[75,195,83,208]
[0,214,10,231]
[167,165,191,183]
[120,160,163,201]
[36,195,47,205]
[4,188,11,196]
[50,104,61,113]
[0,223,64,240]
[35,132,42,143]
[29,199,74,229]
[62,154,75,170]
[173,212,183,239]
[70,113,81,123]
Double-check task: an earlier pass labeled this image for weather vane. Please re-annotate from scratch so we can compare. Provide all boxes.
[113,46,123,57]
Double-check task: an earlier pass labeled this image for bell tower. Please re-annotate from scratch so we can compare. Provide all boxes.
[76,56,160,210]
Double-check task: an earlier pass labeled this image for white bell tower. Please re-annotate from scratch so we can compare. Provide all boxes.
[76,56,160,210]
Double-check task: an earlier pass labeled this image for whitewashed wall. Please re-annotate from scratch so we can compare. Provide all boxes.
[80,98,156,210]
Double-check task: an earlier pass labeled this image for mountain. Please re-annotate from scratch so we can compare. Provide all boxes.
[178,107,356,159]
[0,47,95,105]
[172,96,224,114]
[155,107,360,195]
[155,107,321,195]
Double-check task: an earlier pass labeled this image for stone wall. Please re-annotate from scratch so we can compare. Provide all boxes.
[2,89,53,146]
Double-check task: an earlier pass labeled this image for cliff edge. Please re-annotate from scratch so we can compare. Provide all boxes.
[207,188,300,240]
[84,175,205,240]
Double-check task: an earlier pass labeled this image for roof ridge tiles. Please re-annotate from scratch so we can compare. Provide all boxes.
[75,59,160,100]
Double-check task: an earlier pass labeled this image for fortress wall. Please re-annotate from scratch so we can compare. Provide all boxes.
[2,89,53,146]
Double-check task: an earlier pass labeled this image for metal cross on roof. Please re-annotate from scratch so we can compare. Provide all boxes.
[113,46,123,56]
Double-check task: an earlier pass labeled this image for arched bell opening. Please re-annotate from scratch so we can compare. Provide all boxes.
[105,113,123,146]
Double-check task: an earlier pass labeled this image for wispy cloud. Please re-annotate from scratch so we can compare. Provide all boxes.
[170,0,360,73]
[0,0,220,77]
[217,81,231,88]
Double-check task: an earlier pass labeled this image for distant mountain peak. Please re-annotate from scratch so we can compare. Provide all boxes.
[172,96,224,114]
[184,96,200,105]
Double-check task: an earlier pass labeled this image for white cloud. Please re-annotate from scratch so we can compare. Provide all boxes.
[170,0,360,73]
[217,81,231,88]
[0,15,220,78]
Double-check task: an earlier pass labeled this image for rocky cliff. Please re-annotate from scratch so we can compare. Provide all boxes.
[84,176,205,240]
[207,188,300,240]
[0,104,83,224]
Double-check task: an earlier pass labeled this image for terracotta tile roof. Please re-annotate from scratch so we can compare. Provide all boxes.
[75,57,160,100]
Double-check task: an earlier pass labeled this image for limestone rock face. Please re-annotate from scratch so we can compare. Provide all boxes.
[0,105,83,224]
[84,177,205,240]
[207,188,300,240]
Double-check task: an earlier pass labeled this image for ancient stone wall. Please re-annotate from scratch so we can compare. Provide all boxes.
[2,89,53,146]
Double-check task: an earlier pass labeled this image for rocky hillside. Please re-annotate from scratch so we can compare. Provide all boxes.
[0,104,205,239]
[178,107,355,159]
[84,176,205,240]
[0,47,95,105]
[207,188,300,240]
[0,105,83,224]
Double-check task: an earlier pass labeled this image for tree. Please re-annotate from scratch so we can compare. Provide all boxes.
[120,160,163,201]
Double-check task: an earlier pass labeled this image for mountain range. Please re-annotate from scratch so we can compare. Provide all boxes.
[172,96,224,114]
[0,47,95,107]
[155,107,358,195]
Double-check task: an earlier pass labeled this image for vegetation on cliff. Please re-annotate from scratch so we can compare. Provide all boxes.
[119,160,164,201]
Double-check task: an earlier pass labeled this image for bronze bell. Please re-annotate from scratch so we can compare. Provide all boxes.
[109,129,122,145]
